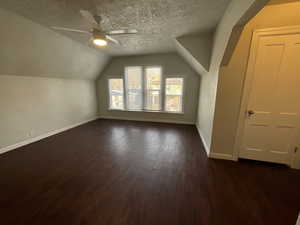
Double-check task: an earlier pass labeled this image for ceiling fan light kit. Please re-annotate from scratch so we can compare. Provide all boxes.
[92,30,108,47]
[93,38,107,47]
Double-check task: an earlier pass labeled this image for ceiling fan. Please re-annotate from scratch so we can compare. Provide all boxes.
[52,10,138,47]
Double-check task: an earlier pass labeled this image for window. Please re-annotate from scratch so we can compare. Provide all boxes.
[109,79,124,110]
[108,66,184,113]
[145,67,162,111]
[165,78,184,113]
[125,67,143,110]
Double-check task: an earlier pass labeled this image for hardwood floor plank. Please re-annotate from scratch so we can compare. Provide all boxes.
[0,119,299,225]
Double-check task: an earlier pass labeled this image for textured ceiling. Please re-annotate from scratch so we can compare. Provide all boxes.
[0,0,231,56]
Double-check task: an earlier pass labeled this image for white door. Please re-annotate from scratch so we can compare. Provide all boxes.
[239,32,300,165]
[292,131,300,169]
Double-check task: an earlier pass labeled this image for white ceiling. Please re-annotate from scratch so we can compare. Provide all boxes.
[0,0,231,56]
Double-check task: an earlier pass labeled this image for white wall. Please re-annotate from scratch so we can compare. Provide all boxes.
[175,32,213,75]
[211,2,300,158]
[0,7,109,79]
[97,53,200,124]
[196,68,219,152]
[0,75,98,149]
[0,8,106,151]
[196,0,265,154]
[296,213,300,225]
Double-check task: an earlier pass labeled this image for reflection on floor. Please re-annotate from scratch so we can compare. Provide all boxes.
[0,119,299,225]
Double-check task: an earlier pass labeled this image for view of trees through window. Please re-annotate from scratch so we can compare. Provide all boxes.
[125,67,143,110]
[165,78,183,112]
[109,79,124,110]
[108,66,183,113]
[145,67,161,111]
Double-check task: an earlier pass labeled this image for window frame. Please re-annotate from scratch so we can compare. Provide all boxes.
[108,78,125,110]
[164,77,185,114]
[143,66,163,112]
[124,66,144,111]
[107,66,184,114]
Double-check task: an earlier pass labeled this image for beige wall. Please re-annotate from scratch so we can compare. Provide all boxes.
[211,2,300,157]
[97,53,200,124]
[0,8,106,150]
[0,75,98,149]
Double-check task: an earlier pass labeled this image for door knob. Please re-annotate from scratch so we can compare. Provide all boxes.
[247,110,255,117]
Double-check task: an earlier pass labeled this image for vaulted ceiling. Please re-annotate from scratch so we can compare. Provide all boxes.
[0,0,231,56]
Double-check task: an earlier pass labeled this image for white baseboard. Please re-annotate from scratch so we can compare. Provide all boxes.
[209,152,235,161]
[195,123,210,155]
[99,116,195,125]
[0,116,99,155]
[195,123,236,161]
[291,163,300,170]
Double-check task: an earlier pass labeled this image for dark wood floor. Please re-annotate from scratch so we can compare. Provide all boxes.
[0,119,299,225]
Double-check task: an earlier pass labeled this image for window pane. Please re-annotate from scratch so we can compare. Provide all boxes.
[165,78,183,113]
[110,79,123,91]
[146,67,161,90]
[166,78,183,95]
[126,67,142,89]
[126,67,143,110]
[127,90,143,110]
[109,79,124,109]
[165,96,182,112]
[145,67,161,110]
[111,95,124,109]
[145,90,161,111]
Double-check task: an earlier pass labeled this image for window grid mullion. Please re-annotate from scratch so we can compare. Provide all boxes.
[144,68,147,111]
[124,72,128,110]
[115,67,183,113]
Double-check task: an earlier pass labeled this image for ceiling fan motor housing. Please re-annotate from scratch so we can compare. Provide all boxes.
[92,29,106,40]
[94,15,102,24]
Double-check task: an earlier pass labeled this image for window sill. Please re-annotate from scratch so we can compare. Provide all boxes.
[108,108,184,115]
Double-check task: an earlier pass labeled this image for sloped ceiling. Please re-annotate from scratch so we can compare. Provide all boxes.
[0,0,271,80]
[176,0,270,75]
[220,0,270,66]
[0,8,109,79]
[0,0,231,56]
[175,32,213,75]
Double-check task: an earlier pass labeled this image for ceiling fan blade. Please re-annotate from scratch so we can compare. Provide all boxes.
[107,29,138,35]
[80,10,98,25]
[52,26,91,34]
[105,35,120,45]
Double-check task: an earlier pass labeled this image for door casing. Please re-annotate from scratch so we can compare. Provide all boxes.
[233,25,300,168]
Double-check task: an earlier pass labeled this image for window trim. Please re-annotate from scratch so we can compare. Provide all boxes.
[164,77,185,114]
[107,66,184,114]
